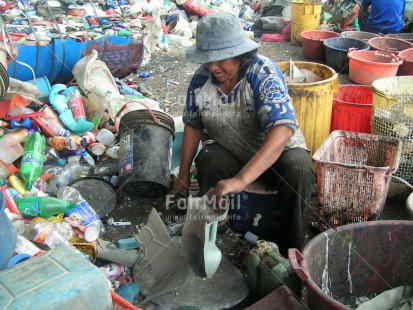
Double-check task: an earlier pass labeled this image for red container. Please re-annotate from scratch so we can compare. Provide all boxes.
[301,30,339,60]
[312,130,401,228]
[347,50,402,85]
[368,37,413,54]
[398,47,413,75]
[330,85,373,133]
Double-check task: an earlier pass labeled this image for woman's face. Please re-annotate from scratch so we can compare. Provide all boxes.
[204,58,240,84]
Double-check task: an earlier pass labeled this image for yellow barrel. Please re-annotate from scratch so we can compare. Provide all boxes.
[291,1,323,46]
[276,61,339,158]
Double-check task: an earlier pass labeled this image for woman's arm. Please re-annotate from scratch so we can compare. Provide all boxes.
[170,124,202,196]
[214,124,293,203]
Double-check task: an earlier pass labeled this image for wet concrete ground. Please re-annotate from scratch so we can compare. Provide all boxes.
[102,181,411,309]
[101,41,412,308]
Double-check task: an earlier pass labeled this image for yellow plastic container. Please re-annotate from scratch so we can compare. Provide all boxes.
[276,61,339,158]
[291,1,323,46]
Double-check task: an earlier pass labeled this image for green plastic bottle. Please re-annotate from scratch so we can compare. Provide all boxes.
[20,132,46,190]
[14,196,76,218]
[353,18,360,31]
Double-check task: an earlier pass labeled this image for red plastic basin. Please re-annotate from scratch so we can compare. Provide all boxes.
[330,85,373,133]
[348,50,402,85]
[368,37,413,54]
[301,30,339,60]
[398,47,413,76]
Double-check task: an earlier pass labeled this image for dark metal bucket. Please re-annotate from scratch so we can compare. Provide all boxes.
[118,110,175,197]
[289,220,413,309]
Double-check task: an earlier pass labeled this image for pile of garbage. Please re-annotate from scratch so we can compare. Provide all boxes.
[0,45,168,304]
[0,0,294,83]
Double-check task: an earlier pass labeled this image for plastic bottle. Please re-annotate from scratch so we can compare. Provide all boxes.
[5,127,38,143]
[67,155,81,163]
[0,134,24,164]
[14,196,76,217]
[36,105,70,137]
[20,132,46,190]
[15,235,44,256]
[48,162,81,194]
[24,221,57,244]
[9,118,33,129]
[45,230,90,260]
[81,131,97,145]
[57,186,106,236]
[67,87,86,122]
[47,135,84,151]
[43,146,67,166]
[97,128,115,145]
[81,150,95,166]
[8,187,22,199]
[24,220,74,244]
[59,148,85,158]
[32,172,53,193]
[64,217,100,242]
[9,175,28,196]
[87,142,106,156]
[105,145,120,159]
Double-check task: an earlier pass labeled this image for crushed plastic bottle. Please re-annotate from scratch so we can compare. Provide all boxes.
[48,162,81,195]
[57,186,106,237]
[45,230,90,260]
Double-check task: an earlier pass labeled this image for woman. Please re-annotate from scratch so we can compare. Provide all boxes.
[171,12,314,255]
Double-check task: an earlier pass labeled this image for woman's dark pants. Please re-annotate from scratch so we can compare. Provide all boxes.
[195,142,315,256]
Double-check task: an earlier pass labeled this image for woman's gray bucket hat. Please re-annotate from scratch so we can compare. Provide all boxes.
[186,12,260,64]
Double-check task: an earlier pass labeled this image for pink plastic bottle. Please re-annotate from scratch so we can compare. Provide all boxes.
[67,88,86,122]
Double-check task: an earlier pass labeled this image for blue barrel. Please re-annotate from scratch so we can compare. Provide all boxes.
[0,191,17,271]
[323,37,370,73]
[7,43,54,82]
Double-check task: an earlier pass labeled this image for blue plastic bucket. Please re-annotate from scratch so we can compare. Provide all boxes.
[26,76,52,103]
[323,37,370,73]
[0,191,17,271]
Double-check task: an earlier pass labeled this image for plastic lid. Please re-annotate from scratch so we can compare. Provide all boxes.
[80,137,89,147]
[58,158,67,166]
[56,182,63,188]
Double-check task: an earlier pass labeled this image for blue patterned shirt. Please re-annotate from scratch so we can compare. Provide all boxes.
[183,54,308,163]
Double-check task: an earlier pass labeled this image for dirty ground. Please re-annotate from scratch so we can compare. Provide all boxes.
[102,41,411,309]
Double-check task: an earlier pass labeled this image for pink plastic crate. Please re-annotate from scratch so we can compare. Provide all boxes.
[312,130,401,229]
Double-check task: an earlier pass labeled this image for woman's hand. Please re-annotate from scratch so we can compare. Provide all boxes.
[214,175,248,208]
